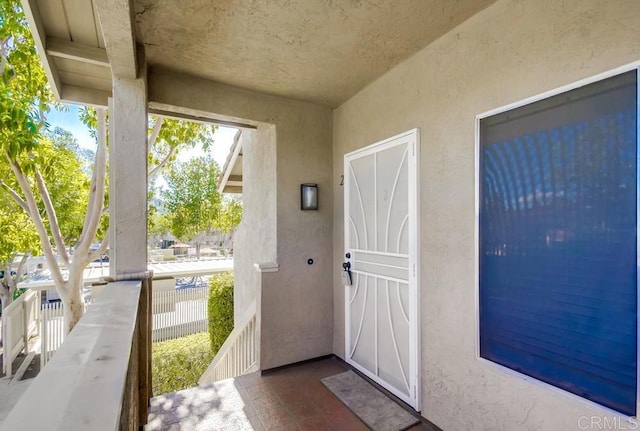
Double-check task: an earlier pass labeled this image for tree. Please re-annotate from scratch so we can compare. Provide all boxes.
[45,126,95,173]
[0,133,89,312]
[162,157,222,257]
[0,113,107,333]
[217,196,242,253]
[147,203,171,247]
[218,196,242,234]
[148,117,214,180]
[0,0,107,332]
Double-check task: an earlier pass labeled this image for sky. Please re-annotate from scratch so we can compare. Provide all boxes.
[46,105,237,168]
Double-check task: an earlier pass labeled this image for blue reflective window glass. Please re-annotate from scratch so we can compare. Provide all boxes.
[479,70,638,415]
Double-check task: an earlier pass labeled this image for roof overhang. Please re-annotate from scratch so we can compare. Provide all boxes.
[22,0,497,109]
[217,130,243,194]
[21,0,140,107]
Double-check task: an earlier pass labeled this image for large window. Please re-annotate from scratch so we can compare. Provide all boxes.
[479,70,638,415]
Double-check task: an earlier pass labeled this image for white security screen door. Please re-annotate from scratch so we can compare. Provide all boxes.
[344,129,420,410]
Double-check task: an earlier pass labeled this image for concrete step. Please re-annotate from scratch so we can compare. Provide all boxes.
[146,376,261,430]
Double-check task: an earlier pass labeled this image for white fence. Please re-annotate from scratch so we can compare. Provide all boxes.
[40,301,91,368]
[152,287,208,342]
[39,285,210,367]
[199,300,257,384]
[2,290,40,377]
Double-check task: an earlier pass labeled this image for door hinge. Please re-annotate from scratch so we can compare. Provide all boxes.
[413,386,417,398]
[412,143,415,156]
[413,264,416,277]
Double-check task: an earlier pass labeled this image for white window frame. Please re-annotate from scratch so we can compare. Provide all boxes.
[474,62,640,419]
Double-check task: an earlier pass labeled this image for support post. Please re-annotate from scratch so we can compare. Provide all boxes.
[109,70,148,279]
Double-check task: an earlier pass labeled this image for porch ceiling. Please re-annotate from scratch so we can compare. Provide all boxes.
[24,0,496,108]
[134,0,495,107]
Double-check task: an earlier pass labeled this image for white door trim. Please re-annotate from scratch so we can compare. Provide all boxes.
[343,128,421,411]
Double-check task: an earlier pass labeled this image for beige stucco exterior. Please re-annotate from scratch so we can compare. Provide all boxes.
[147,0,640,424]
[230,126,277,323]
[332,0,640,429]
[148,69,335,369]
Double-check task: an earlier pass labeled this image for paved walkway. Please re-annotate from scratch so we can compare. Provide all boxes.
[146,357,437,431]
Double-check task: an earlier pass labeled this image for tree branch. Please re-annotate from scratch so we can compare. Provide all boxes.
[2,260,12,290]
[148,117,164,153]
[35,170,69,265]
[148,144,176,179]
[11,253,29,291]
[0,177,29,213]
[75,108,107,263]
[77,144,99,247]
[0,37,7,76]
[8,156,66,290]
[1,260,12,311]
[87,235,109,262]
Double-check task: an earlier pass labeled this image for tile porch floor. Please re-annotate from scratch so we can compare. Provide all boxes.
[146,356,438,431]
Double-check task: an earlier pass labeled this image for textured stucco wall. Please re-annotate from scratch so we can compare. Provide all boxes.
[149,71,334,369]
[232,127,277,323]
[332,0,640,429]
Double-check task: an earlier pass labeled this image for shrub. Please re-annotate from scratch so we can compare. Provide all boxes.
[208,271,234,354]
[152,332,213,395]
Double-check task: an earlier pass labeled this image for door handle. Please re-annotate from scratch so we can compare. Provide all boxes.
[342,261,352,285]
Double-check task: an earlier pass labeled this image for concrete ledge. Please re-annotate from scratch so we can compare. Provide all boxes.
[253,262,279,273]
[0,281,142,431]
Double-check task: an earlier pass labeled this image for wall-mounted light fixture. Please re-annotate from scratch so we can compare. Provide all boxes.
[301,183,318,210]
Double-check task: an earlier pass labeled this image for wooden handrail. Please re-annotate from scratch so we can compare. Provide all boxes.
[0,278,152,431]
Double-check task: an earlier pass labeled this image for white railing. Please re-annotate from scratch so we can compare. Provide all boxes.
[152,287,208,342]
[199,300,258,384]
[2,290,40,377]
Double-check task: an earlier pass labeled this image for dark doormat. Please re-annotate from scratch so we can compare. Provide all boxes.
[321,370,419,431]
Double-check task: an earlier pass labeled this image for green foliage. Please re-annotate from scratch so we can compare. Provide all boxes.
[207,271,234,354]
[35,134,92,243]
[162,157,223,242]
[1,133,92,240]
[0,0,52,159]
[147,203,170,239]
[218,196,243,234]
[150,117,215,169]
[0,194,39,265]
[0,125,91,264]
[12,287,25,300]
[151,332,213,395]
[44,126,95,171]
